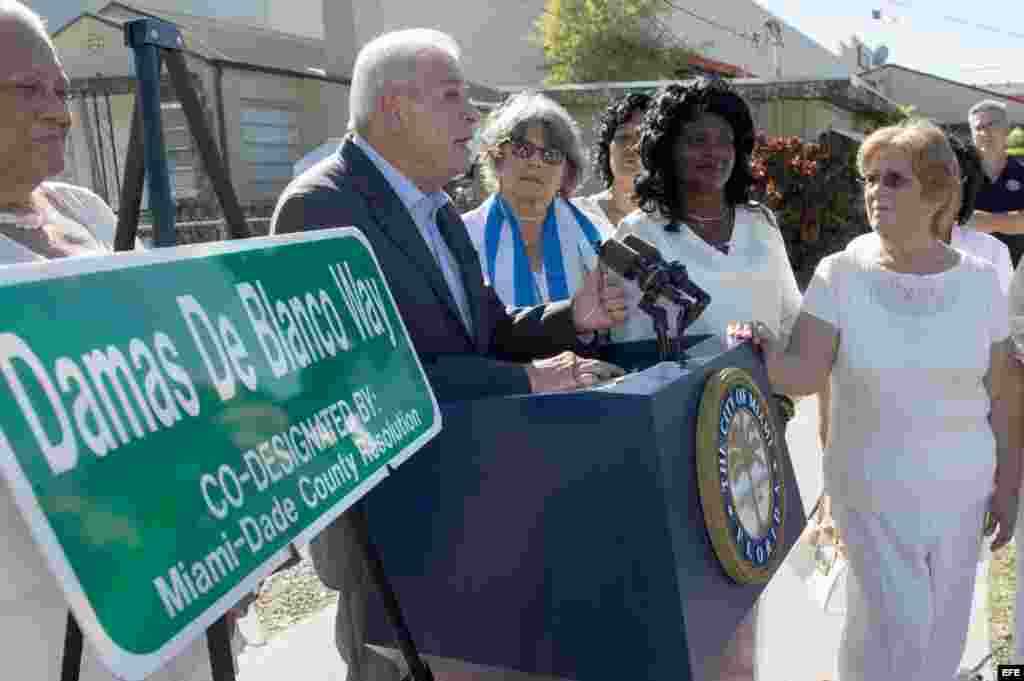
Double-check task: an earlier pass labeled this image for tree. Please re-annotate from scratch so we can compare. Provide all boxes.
[533,0,699,85]
[1008,127,1024,150]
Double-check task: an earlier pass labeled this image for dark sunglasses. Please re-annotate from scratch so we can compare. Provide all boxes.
[858,171,914,190]
[503,137,567,165]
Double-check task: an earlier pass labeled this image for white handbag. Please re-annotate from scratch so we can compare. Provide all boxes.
[797,495,848,615]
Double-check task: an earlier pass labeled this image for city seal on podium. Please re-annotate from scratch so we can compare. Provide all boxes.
[696,367,786,584]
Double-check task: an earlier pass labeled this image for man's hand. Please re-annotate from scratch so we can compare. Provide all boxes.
[987,477,1019,552]
[572,266,627,333]
[526,351,625,393]
[972,210,1024,235]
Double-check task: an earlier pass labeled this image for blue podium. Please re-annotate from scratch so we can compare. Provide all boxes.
[365,339,806,680]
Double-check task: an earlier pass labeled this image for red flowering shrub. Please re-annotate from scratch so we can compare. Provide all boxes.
[750,131,869,288]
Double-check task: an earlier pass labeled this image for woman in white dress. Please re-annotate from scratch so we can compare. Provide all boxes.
[611,78,804,681]
[814,132,1013,679]
[0,4,245,679]
[462,92,613,307]
[573,93,651,228]
[611,80,801,350]
[746,120,1020,681]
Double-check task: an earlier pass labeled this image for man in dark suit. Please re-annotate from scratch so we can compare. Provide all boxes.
[271,27,625,681]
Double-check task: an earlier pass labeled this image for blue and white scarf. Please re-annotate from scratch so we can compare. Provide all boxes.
[482,194,604,306]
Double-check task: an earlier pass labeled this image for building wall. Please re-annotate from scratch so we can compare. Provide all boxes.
[56,12,338,209]
[347,0,547,88]
[104,0,324,39]
[335,0,848,89]
[862,67,1024,126]
[659,0,848,81]
[754,99,856,141]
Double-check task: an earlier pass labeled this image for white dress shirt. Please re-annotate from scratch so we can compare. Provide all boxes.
[351,135,473,333]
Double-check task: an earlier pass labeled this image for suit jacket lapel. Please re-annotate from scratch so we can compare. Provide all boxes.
[340,139,471,342]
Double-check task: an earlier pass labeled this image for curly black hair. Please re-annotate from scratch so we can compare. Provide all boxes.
[634,78,756,226]
[594,93,652,189]
[946,133,984,225]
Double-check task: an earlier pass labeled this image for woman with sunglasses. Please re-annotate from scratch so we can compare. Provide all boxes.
[463,91,614,307]
[742,120,1021,681]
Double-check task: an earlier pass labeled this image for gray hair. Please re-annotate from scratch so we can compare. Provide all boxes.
[478,91,587,196]
[0,1,52,47]
[348,28,461,133]
[969,99,1008,126]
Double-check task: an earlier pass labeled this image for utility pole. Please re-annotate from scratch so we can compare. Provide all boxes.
[764,19,784,79]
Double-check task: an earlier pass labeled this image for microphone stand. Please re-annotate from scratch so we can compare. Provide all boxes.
[632,258,711,363]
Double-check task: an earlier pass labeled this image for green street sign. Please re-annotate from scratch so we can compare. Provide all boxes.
[0,228,440,680]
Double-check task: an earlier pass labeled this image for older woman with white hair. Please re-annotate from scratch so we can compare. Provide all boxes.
[743,119,1021,680]
[462,91,614,307]
[0,2,246,679]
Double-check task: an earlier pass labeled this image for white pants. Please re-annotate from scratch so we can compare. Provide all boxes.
[833,497,986,681]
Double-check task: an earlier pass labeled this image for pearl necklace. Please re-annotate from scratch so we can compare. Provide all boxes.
[685,206,729,223]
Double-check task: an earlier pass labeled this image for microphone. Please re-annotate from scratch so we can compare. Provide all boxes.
[600,236,711,308]
[597,238,647,282]
[621,234,661,262]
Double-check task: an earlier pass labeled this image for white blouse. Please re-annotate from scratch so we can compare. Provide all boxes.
[951,223,1013,294]
[805,235,1005,517]
[610,205,802,345]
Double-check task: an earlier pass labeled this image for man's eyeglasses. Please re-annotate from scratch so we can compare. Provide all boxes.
[0,82,74,106]
[858,171,914,190]
[503,137,566,165]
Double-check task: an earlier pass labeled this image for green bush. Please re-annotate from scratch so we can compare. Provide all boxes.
[1009,147,1024,157]
[1008,127,1024,149]
[750,132,869,289]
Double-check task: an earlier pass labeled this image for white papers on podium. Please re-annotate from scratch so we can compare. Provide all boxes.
[589,361,690,394]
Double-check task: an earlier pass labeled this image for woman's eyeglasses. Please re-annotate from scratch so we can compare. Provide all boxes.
[858,171,914,190]
[503,137,567,165]
[0,81,74,106]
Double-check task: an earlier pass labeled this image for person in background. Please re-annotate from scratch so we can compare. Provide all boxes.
[966,100,1024,265]
[746,120,1021,681]
[573,93,651,228]
[462,91,613,307]
[0,2,248,679]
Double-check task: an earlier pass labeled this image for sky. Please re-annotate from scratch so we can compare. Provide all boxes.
[755,0,1024,86]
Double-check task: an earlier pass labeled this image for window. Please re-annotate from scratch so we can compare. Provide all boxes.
[239,105,301,197]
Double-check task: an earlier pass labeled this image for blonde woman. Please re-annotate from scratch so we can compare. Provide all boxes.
[746,120,1020,680]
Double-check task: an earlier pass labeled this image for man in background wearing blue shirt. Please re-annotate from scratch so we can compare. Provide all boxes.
[969,99,1024,265]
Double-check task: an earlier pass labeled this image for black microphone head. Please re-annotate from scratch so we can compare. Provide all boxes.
[621,234,662,262]
[598,238,642,280]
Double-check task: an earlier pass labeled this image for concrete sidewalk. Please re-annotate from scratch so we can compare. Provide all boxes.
[237,605,347,681]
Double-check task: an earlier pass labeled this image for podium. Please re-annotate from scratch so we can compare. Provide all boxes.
[364,339,806,680]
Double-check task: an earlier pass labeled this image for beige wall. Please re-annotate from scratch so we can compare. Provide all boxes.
[322,0,356,137]
[753,99,857,141]
[56,13,340,208]
[337,0,848,89]
[221,69,334,203]
[349,1,546,88]
[862,67,1024,125]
